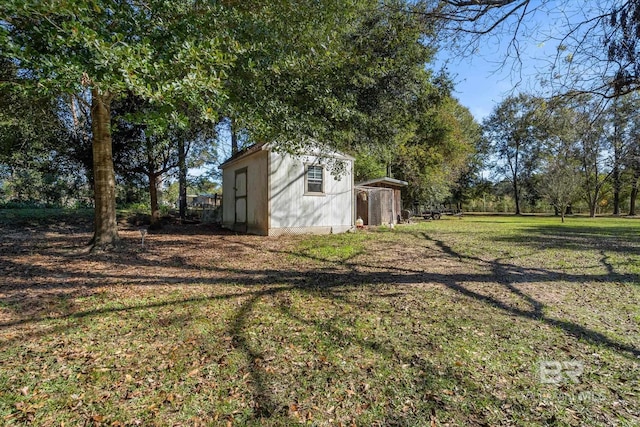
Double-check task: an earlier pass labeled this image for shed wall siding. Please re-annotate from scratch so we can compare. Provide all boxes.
[268,152,353,232]
[221,151,269,235]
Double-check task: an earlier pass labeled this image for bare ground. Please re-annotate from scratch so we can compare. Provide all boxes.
[1,218,639,426]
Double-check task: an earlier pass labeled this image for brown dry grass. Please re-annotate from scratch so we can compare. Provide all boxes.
[1,215,639,426]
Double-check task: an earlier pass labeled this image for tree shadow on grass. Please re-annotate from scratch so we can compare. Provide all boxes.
[494,224,640,255]
[417,232,640,358]
[1,226,639,424]
[227,289,291,421]
[2,228,639,359]
[0,265,490,422]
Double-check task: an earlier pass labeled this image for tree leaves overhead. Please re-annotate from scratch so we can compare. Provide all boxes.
[482,94,546,214]
[1,0,436,148]
[1,0,442,153]
[605,1,640,94]
[0,0,485,224]
[228,0,437,152]
[1,0,236,109]
[393,95,479,204]
[0,59,83,205]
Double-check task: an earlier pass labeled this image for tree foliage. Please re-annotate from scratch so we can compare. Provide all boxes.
[0,60,87,205]
[1,0,241,247]
[111,95,217,227]
[482,94,545,214]
[224,1,437,158]
[0,1,499,221]
[0,0,405,247]
[393,94,479,205]
[538,153,582,222]
[423,1,640,92]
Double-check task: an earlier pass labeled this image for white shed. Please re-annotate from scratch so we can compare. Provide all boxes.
[219,143,355,236]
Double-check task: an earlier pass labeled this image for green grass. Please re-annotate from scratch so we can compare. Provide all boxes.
[292,232,375,263]
[0,208,93,227]
[0,215,639,426]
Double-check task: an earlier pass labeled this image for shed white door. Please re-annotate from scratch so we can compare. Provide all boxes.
[234,168,247,227]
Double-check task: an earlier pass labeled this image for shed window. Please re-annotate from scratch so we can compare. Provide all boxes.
[306,165,324,194]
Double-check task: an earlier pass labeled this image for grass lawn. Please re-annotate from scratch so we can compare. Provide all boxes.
[0,214,639,426]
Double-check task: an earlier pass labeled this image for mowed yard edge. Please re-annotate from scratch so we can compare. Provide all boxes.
[0,214,639,426]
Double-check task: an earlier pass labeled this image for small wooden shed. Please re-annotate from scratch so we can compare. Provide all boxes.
[355,177,408,226]
[219,143,355,236]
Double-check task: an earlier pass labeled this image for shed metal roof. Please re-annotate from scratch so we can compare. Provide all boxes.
[219,142,354,169]
[356,177,408,188]
[218,143,267,169]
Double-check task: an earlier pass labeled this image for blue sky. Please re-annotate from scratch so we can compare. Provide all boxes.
[435,1,578,123]
[436,36,557,123]
[440,55,517,122]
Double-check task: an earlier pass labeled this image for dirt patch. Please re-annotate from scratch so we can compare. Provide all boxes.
[1,218,638,426]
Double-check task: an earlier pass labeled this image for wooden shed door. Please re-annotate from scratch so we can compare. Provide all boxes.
[234,168,247,230]
[368,188,393,225]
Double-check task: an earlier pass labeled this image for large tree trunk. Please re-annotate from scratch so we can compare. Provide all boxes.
[588,189,599,218]
[178,138,187,222]
[513,179,521,215]
[613,163,620,215]
[149,173,161,230]
[612,110,621,215]
[90,89,119,248]
[231,117,238,155]
[630,174,639,216]
[630,187,638,216]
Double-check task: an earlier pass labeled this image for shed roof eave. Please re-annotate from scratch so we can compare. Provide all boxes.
[218,143,269,170]
[356,177,408,188]
[219,142,355,169]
